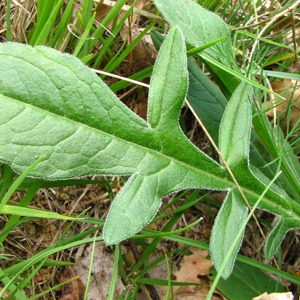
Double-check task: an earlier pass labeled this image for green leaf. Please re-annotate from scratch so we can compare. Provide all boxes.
[104,27,229,244]
[187,57,227,144]
[154,0,286,100]
[153,0,240,97]
[219,81,252,169]
[210,190,248,279]
[0,28,229,245]
[0,43,158,178]
[153,0,233,66]
[151,30,280,182]
[273,126,300,200]
[211,78,298,277]
[265,217,300,260]
[1,25,300,269]
[150,30,228,144]
[253,112,300,197]
[208,260,285,300]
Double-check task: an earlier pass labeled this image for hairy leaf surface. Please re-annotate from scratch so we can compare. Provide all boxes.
[210,190,248,279]
[153,0,232,66]
[0,26,300,263]
[153,0,300,278]
[0,28,230,245]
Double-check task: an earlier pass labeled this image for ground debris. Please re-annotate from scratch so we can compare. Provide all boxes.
[74,243,125,300]
[253,292,294,300]
[158,247,224,300]
[59,267,85,300]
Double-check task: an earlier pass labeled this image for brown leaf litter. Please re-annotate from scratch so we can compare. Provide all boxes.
[157,247,224,300]
[265,79,300,132]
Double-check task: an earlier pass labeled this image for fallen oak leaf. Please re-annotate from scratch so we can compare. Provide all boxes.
[265,79,300,130]
[173,248,213,293]
[74,243,125,299]
[158,247,216,299]
[59,267,85,300]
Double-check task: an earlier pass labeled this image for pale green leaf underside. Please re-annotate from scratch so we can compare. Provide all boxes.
[1,27,300,253]
[0,28,230,245]
[219,81,252,168]
[211,61,300,277]
[210,190,248,279]
[154,0,233,66]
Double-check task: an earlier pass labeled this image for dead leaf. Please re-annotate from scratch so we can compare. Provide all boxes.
[158,247,224,300]
[59,267,85,300]
[0,287,11,299]
[74,243,125,300]
[265,79,300,130]
[173,248,213,292]
[252,292,294,300]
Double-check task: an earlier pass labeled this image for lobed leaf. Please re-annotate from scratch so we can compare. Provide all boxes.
[152,0,300,275]
[104,27,229,244]
[1,25,300,270]
[150,30,281,183]
[0,28,229,246]
[210,72,299,275]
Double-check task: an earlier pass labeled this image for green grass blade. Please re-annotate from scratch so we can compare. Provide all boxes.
[0,182,41,243]
[107,244,120,300]
[109,66,153,92]
[0,268,28,300]
[0,165,15,204]
[92,4,135,68]
[30,0,65,46]
[84,235,97,300]
[5,0,12,41]
[0,156,45,212]
[90,0,128,52]
[140,229,300,286]
[48,0,74,48]
[73,12,96,57]
[80,0,94,55]
[2,204,77,220]
[200,52,285,100]
[187,35,228,56]
[208,260,285,299]
[253,113,300,197]
[103,18,157,74]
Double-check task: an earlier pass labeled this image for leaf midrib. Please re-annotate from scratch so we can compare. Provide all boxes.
[2,93,229,180]
[3,94,300,220]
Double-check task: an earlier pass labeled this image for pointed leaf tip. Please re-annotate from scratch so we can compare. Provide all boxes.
[210,190,248,279]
